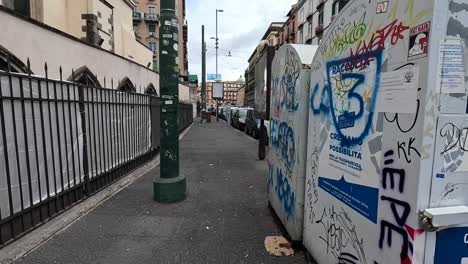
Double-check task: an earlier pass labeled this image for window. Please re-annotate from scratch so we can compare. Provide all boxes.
[332,0,350,16]
[133,22,138,32]
[318,9,324,25]
[133,7,138,13]
[14,0,30,16]
[149,42,157,53]
[148,24,156,33]
[148,6,156,14]
[308,23,313,39]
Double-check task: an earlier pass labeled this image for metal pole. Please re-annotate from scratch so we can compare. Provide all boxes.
[201,25,206,116]
[215,10,219,122]
[154,0,186,203]
[216,10,218,77]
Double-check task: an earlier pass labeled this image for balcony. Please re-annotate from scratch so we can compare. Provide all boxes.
[315,24,324,35]
[316,0,325,10]
[133,12,142,21]
[144,13,159,22]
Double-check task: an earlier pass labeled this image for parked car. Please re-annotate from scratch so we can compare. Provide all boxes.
[218,107,225,120]
[229,107,239,126]
[234,108,248,130]
[245,109,260,138]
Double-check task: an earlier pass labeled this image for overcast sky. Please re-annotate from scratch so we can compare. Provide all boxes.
[186,0,297,82]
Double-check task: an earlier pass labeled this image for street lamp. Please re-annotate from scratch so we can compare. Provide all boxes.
[215,9,223,77]
[213,9,223,122]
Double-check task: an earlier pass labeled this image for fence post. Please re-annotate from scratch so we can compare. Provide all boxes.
[77,82,89,195]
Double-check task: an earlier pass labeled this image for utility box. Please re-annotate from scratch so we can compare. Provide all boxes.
[268,44,318,241]
[304,0,468,264]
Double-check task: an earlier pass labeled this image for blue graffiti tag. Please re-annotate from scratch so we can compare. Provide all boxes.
[275,168,295,220]
[310,50,383,147]
[270,119,296,172]
[280,49,301,112]
[268,163,274,187]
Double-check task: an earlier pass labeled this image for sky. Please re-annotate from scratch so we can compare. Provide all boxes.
[186,0,297,82]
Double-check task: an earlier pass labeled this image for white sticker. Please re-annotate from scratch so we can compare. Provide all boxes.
[163,34,172,39]
[436,38,466,94]
[165,21,171,26]
[461,257,468,264]
[162,50,168,55]
[376,66,419,114]
[173,44,179,51]
[165,100,173,105]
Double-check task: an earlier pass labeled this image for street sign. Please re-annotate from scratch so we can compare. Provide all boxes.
[207,73,221,80]
[212,82,224,99]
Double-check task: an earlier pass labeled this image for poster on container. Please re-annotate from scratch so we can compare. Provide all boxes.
[304,0,436,264]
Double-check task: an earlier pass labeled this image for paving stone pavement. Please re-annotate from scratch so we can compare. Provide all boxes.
[14,121,311,264]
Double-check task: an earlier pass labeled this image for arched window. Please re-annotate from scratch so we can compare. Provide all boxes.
[117,77,136,93]
[0,45,30,73]
[69,66,101,87]
[145,83,158,96]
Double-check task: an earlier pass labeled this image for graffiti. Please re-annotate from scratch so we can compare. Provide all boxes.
[164,150,176,161]
[378,150,412,264]
[320,12,368,59]
[281,50,301,112]
[270,119,296,172]
[350,19,409,57]
[384,99,420,133]
[268,163,274,187]
[275,168,295,220]
[315,206,367,264]
[311,50,383,147]
[384,63,420,133]
[272,49,301,115]
[306,150,320,223]
[439,123,468,155]
[439,183,468,203]
[397,137,421,164]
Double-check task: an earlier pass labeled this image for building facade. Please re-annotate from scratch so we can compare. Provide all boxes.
[197,80,244,108]
[296,0,350,45]
[237,83,246,107]
[1,0,156,69]
[262,22,284,48]
[133,0,188,79]
[0,3,192,101]
[277,4,299,46]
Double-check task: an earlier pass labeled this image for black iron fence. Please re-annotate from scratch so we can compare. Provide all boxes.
[0,59,193,246]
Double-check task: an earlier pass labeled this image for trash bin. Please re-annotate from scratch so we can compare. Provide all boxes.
[268,44,318,241]
[304,1,468,263]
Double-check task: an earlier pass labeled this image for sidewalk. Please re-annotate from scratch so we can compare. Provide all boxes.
[14,121,308,264]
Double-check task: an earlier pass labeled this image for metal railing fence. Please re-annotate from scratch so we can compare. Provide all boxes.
[0,58,192,246]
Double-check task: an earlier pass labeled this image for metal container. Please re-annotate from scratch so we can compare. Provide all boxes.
[268,44,318,241]
[304,0,468,263]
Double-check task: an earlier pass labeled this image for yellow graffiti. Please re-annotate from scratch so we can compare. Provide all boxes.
[331,74,354,92]
[388,0,400,21]
[389,0,432,26]
[404,0,432,26]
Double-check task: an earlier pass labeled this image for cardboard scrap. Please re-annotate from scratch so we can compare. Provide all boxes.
[264,236,294,257]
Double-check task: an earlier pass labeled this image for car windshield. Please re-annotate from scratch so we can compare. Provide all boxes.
[239,109,247,118]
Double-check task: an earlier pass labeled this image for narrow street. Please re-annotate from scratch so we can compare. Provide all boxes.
[14,121,309,264]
